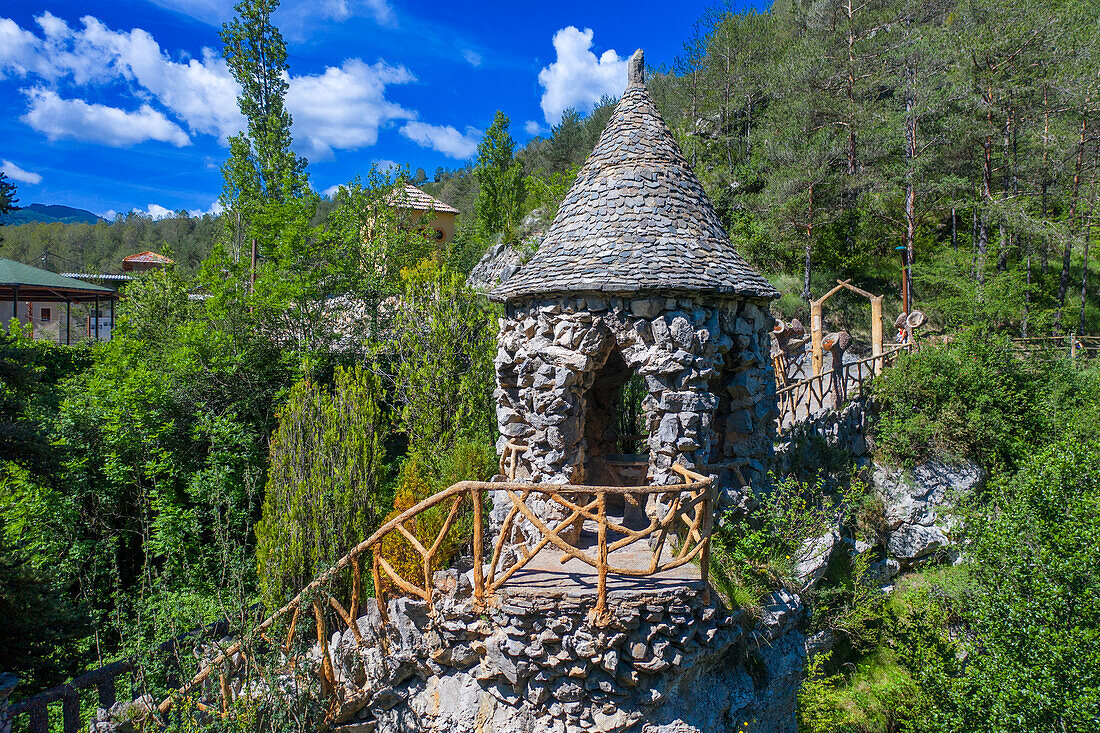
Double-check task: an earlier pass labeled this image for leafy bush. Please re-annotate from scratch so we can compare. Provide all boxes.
[799,439,1100,733]
[374,441,494,597]
[709,476,838,613]
[871,331,1100,472]
[949,438,1100,731]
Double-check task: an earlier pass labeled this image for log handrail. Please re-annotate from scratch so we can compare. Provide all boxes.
[143,459,713,719]
[776,343,910,430]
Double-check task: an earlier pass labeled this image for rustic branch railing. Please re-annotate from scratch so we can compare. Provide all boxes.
[776,344,910,430]
[139,458,712,721]
[3,615,242,733]
[1012,335,1100,362]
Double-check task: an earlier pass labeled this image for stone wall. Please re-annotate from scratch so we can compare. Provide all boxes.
[493,293,776,545]
[327,576,803,733]
[770,400,872,485]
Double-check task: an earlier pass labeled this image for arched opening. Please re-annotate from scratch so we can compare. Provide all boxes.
[582,348,651,529]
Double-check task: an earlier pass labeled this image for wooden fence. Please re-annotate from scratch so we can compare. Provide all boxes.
[1012,335,1100,362]
[775,344,910,430]
[2,615,241,733]
[4,461,712,731]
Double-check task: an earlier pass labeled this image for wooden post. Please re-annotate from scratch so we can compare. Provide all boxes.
[62,691,80,733]
[312,599,335,698]
[94,296,99,341]
[349,557,361,625]
[811,301,823,377]
[596,491,608,622]
[97,678,115,709]
[472,488,485,605]
[28,702,46,733]
[65,300,71,346]
[870,296,884,373]
[700,484,712,606]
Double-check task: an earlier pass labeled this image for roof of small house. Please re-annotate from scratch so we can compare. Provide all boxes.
[388,184,460,215]
[490,49,778,303]
[122,251,174,265]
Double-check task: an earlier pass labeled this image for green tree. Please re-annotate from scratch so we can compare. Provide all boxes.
[474,111,526,241]
[949,438,1100,731]
[0,171,17,217]
[384,261,497,454]
[255,366,385,605]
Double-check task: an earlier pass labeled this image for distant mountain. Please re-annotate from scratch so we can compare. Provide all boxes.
[1,204,105,226]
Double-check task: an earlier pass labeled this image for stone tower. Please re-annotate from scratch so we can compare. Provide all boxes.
[490,50,779,540]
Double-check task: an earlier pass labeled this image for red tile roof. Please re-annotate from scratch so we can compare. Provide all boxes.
[122,251,174,264]
[387,184,460,215]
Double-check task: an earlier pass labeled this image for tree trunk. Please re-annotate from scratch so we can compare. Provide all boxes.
[951,208,958,252]
[904,79,917,296]
[803,183,815,304]
[1056,110,1088,332]
[1023,253,1031,338]
[1080,212,1092,338]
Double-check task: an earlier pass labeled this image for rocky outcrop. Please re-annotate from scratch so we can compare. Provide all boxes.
[468,212,549,292]
[321,577,803,733]
[874,457,984,568]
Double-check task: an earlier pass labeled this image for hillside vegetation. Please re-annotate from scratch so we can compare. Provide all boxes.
[1,0,1098,731]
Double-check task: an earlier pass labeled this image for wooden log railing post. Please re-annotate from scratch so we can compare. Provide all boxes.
[811,301,824,377]
[595,490,608,622]
[472,487,485,605]
[62,690,80,733]
[700,484,712,606]
[97,678,115,709]
[312,599,335,699]
[871,296,884,373]
[27,702,47,733]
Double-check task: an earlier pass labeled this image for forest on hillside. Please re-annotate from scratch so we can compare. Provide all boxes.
[1,1,1099,732]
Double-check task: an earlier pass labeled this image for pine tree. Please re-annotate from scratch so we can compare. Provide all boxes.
[0,171,17,219]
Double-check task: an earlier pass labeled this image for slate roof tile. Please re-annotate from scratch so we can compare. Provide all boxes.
[490,50,778,303]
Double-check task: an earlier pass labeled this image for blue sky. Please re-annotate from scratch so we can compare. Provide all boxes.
[0,0,755,219]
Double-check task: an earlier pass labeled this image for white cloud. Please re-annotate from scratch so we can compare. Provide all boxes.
[287,59,416,159]
[399,121,479,160]
[103,209,118,220]
[524,120,547,136]
[144,204,174,219]
[1,160,42,185]
[22,88,191,147]
[364,0,396,27]
[538,27,627,126]
[189,199,224,216]
[0,13,243,139]
[373,159,400,174]
[462,49,481,67]
[322,183,343,198]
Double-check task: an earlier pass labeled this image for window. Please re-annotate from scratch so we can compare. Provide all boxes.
[40,308,51,322]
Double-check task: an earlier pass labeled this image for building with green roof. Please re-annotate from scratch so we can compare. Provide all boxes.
[0,258,119,343]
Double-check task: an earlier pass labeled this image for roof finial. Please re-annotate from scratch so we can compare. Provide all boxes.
[627,48,644,87]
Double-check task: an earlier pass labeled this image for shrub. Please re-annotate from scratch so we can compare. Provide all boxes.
[255,366,385,607]
[374,441,495,598]
[871,331,1072,472]
[708,475,837,613]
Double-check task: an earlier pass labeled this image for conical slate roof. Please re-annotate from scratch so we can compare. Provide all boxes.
[490,49,778,303]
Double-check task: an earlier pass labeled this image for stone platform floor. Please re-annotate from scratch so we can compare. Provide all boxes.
[497,518,704,598]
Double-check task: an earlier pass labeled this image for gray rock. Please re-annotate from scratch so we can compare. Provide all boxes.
[887,524,950,565]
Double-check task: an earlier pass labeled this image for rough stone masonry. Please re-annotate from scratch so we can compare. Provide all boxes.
[488,48,780,548]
